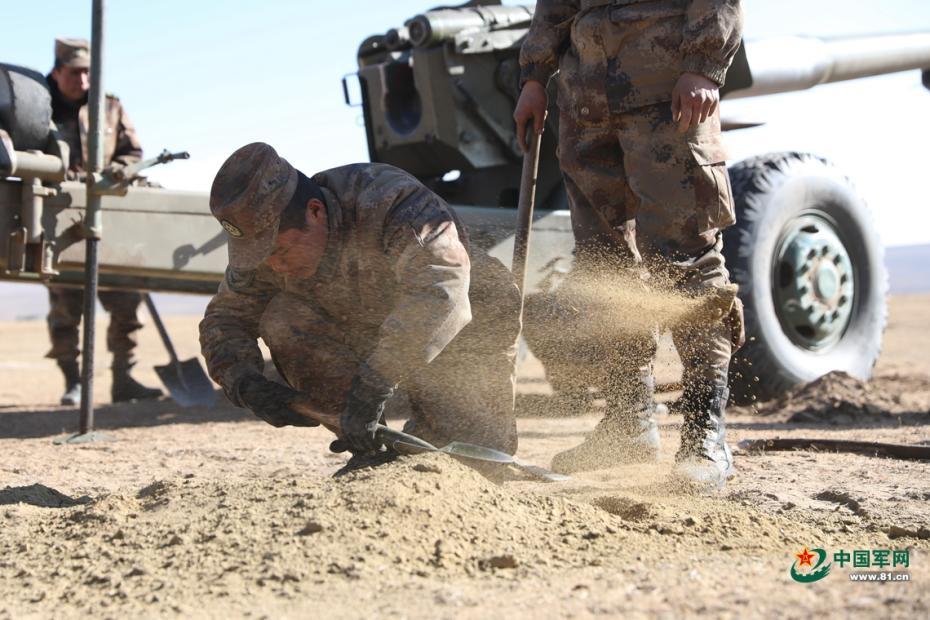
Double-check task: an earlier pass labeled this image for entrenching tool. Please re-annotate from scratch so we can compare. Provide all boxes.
[289,397,568,482]
[142,294,216,407]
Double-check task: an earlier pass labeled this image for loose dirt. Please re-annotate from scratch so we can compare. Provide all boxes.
[1,296,929,618]
[530,268,734,338]
[745,371,930,425]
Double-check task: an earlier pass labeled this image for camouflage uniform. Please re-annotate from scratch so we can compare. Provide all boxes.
[200,163,521,454]
[44,63,146,371]
[519,0,744,477]
[53,88,144,180]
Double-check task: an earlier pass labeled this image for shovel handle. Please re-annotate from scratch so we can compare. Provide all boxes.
[512,129,543,300]
[143,293,180,363]
[288,399,438,456]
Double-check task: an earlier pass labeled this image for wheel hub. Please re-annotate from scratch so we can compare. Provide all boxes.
[774,214,855,350]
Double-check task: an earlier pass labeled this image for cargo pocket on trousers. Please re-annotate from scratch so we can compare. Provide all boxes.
[688,138,736,230]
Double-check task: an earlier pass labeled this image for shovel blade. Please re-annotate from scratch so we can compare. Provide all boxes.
[512,458,572,483]
[374,425,568,482]
[441,445,569,482]
[440,441,515,464]
[154,358,217,408]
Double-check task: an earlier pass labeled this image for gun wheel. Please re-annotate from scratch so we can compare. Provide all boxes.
[723,152,888,405]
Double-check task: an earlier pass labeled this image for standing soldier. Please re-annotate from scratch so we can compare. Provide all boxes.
[200,143,520,468]
[513,1,745,486]
[45,37,161,405]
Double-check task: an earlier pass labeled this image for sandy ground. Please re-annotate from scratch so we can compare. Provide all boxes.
[1,295,929,618]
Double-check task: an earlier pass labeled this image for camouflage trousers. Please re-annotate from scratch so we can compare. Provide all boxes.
[258,257,522,454]
[534,102,738,394]
[525,242,734,404]
[45,286,144,369]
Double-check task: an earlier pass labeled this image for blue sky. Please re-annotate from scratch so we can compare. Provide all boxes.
[3,0,930,246]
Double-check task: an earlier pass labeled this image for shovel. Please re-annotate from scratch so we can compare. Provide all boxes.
[513,125,544,302]
[289,397,568,482]
[143,294,217,407]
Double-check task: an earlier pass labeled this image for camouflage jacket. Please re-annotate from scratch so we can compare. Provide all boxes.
[200,163,488,404]
[520,0,743,114]
[47,75,143,176]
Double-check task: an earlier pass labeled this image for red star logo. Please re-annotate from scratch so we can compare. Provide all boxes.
[795,547,816,568]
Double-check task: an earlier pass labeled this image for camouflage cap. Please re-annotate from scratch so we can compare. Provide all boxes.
[210,142,299,270]
[55,37,91,69]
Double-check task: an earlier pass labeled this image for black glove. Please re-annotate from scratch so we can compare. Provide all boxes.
[337,366,395,454]
[236,373,318,428]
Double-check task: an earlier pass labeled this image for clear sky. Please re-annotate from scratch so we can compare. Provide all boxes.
[3,0,930,246]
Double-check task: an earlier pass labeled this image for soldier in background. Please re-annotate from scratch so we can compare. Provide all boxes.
[45,37,161,405]
[200,143,521,468]
[513,0,745,486]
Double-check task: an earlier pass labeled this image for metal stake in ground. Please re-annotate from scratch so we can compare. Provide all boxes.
[70,0,110,444]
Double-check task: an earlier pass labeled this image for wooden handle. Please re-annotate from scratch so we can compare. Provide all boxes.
[512,129,543,300]
[143,293,181,363]
[289,396,342,434]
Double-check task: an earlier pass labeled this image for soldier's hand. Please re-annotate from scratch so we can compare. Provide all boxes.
[339,367,395,454]
[513,80,548,153]
[671,72,720,133]
[236,373,318,428]
[103,162,128,181]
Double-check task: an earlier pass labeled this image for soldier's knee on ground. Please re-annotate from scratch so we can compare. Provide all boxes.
[405,371,519,456]
[449,416,518,455]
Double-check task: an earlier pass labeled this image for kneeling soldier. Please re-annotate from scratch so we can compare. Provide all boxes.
[200,143,521,466]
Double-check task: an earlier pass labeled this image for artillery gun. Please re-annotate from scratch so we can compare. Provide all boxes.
[2,1,930,406]
[347,1,930,404]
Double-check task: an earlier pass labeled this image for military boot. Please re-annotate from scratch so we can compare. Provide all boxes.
[551,370,660,474]
[111,364,162,403]
[674,380,734,490]
[59,360,82,406]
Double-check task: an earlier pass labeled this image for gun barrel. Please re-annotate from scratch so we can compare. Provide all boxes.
[727,33,930,99]
[405,4,535,48]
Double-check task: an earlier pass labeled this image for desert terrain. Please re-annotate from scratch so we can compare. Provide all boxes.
[1,294,928,619]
